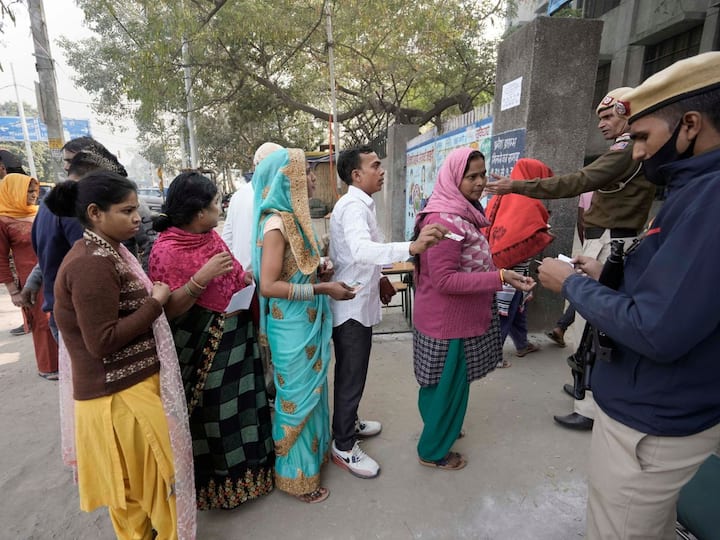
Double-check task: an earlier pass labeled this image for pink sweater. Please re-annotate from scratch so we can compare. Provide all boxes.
[413,213,502,340]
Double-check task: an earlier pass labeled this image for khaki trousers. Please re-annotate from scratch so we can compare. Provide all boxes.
[587,407,720,540]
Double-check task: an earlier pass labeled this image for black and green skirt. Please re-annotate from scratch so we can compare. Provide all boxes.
[171,304,274,510]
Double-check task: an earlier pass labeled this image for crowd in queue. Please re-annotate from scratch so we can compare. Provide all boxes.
[1,51,719,540]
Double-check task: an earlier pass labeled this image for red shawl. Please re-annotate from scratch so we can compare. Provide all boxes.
[149,227,247,313]
[484,158,554,268]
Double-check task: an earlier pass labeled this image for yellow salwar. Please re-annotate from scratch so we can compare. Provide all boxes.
[74,374,178,540]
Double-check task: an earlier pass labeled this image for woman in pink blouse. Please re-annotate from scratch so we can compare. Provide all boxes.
[412,147,535,470]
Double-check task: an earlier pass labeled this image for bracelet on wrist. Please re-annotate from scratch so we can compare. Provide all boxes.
[499,269,507,285]
[190,276,207,290]
[289,283,315,302]
[183,283,200,298]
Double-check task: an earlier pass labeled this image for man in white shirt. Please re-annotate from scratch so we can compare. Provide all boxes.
[329,145,447,478]
[222,142,283,269]
[222,142,283,400]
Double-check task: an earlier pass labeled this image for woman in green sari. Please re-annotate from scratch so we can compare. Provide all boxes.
[252,148,354,503]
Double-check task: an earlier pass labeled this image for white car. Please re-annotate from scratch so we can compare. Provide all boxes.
[137,187,164,215]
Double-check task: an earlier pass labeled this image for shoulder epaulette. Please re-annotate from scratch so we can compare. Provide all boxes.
[609,133,631,151]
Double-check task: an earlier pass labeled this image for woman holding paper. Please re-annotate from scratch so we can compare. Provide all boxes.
[412,147,535,470]
[149,171,274,510]
[252,148,355,503]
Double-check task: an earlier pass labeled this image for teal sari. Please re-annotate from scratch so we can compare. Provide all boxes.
[252,148,332,495]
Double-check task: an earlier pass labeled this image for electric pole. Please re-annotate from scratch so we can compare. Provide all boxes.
[10,64,38,178]
[325,2,341,190]
[28,0,65,183]
[182,38,198,169]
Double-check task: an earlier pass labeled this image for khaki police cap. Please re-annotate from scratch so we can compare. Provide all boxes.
[595,87,633,115]
[616,51,720,123]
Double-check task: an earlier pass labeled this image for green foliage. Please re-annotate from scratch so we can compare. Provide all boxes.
[0,0,22,70]
[0,100,37,116]
[61,0,510,171]
[0,1,19,35]
[0,140,53,182]
[552,7,582,18]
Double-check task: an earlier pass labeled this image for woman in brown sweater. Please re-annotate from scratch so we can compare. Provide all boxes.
[48,171,196,539]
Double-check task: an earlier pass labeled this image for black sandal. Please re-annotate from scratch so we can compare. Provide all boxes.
[546,329,566,348]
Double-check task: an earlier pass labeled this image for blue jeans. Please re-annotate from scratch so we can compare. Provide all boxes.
[48,311,59,342]
[500,290,528,351]
[556,305,575,331]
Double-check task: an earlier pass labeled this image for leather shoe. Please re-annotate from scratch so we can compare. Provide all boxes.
[563,384,575,398]
[553,412,594,431]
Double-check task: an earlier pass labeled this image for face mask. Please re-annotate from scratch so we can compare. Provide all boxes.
[642,120,696,185]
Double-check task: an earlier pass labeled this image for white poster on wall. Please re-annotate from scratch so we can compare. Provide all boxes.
[500,77,523,111]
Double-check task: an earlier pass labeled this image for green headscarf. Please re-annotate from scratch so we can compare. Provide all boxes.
[251,147,321,277]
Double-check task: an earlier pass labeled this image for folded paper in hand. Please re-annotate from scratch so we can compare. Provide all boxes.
[225,282,256,313]
[557,254,574,266]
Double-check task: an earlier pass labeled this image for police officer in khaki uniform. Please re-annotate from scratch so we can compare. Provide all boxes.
[487,87,656,431]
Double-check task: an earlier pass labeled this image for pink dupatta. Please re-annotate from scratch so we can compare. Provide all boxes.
[59,243,196,539]
[148,227,246,313]
[416,147,490,230]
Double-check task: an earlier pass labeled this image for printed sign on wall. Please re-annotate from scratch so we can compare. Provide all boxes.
[405,117,493,240]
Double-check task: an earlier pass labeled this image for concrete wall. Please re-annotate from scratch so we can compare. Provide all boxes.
[506,1,719,158]
[493,16,603,330]
[379,124,420,242]
[585,0,718,155]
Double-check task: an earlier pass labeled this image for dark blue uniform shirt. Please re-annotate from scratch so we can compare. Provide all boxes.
[563,148,720,436]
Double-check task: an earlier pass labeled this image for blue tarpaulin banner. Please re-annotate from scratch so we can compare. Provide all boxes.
[0,116,91,142]
[548,0,571,15]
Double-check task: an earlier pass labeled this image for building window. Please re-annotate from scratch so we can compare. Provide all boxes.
[584,0,620,19]
[592,62,611,109]
[643,25,703,80]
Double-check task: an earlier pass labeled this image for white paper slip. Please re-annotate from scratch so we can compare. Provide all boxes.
[444,232,464,242]
[225,282,256,313]
[557,254,574,266]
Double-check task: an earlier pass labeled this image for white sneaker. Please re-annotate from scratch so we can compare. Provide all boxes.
[331,441,381,478]
[355,419,382,438]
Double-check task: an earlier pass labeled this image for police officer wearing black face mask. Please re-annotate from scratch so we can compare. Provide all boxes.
[622,105,697,187]
[538,51,720,540]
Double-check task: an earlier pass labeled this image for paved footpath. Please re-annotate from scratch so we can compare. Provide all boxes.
[0,285,591,539]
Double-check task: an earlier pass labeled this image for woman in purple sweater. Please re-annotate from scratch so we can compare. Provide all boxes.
[412,147,535,470]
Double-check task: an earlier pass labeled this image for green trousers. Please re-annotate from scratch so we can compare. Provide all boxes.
[417,339,469,461]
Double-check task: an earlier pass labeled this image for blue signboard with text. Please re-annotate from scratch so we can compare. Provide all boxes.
[489,128,526,178]
[0,116,91,142]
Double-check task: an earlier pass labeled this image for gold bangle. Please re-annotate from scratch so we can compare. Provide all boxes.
[190,276,207,289]
[499,269,506,285]
[183,283,200,298]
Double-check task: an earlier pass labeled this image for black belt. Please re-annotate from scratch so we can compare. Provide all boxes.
[585,227,637,240]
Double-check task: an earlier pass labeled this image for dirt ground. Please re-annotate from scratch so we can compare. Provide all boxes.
[0,286,590,539]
